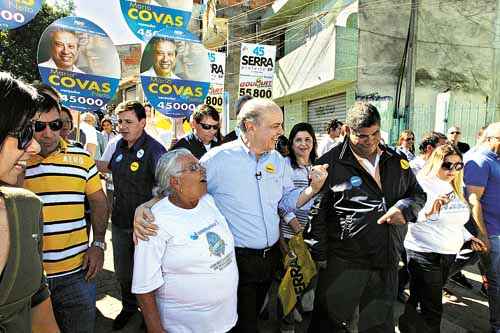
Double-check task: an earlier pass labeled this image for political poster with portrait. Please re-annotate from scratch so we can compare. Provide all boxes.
[120,0,200,42]
[205,51,225,113]
[238,43,276,99]
[141,35,210,118]
[37,16,121,112]
[0,0,42,30]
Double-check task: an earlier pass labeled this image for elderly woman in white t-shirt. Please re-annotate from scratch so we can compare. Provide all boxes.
[399,144,487,333]
[132,148,238,333]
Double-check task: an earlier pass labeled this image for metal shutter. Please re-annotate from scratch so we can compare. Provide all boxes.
[307,93,347,135]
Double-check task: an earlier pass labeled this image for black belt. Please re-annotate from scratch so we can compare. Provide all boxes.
[235,246,274,258]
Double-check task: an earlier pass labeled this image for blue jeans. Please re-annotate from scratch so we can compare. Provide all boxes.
[486,236,500,333]
[48,270,96,333]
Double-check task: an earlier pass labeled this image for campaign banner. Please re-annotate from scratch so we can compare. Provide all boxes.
[238,43,276,99]
[140,36,210,118]
[37,16,121,112]
[120,0,199,42]
[0,0,42,30]
[205,51,225,113]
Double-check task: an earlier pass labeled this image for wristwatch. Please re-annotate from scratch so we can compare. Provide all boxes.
[92,240,107,251]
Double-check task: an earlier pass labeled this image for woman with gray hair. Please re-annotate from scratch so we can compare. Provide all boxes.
[131,148,238,333]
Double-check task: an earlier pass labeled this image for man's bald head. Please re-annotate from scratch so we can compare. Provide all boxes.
[485,122,500,154]
[237,98,281,133]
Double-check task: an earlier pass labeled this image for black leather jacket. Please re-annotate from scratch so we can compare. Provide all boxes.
[308,139,426,269]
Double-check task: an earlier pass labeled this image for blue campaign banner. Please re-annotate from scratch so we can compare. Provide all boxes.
[37,16,121,112]
[120,0,198,42]
[0,0,42,30]
[141,75,209,118]
[39,67,120,112]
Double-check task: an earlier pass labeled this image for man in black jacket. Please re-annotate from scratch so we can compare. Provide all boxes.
[308,102,426,333]
[172,104,221,159]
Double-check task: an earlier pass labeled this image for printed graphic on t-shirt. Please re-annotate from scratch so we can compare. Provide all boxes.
[206,232,226,257]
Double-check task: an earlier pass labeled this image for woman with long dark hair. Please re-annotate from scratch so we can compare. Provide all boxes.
[279,122,323,332]
[0,72,60,332]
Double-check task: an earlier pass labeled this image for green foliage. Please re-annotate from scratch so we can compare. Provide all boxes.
[0,1,75,83]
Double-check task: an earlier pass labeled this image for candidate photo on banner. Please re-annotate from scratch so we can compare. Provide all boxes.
[0,0,42,30]
[37,16,121,112]
[140,36,210,118]
[120,0,195,42]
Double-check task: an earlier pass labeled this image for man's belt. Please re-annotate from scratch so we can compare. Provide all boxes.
[235,246,273,258]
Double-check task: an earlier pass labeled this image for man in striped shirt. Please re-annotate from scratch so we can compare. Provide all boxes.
[24,94,108,333]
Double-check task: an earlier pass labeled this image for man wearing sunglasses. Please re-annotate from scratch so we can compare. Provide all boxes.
[447,126,470,154]
[171,104,221,159]
[464,122,500,333]
[24,94,108,333]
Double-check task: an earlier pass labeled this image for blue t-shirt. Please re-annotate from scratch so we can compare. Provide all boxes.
[464,148,500,236]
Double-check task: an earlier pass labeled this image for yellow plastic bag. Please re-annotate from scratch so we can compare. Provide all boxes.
[278,234,317,316]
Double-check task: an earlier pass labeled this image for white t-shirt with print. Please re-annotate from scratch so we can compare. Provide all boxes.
[404,174,472,254]
[132,194,238,333]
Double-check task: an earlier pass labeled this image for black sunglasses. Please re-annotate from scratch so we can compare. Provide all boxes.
[8,123,34,150]
[34,119,63,132]
[199,122,219,130]
[441,161,464,171]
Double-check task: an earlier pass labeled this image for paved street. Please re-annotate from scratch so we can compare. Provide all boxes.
[95,229,491,333]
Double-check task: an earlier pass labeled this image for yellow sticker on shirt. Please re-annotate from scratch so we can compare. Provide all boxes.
[400,159,410,170]
[130,162,140,172]
[265,163,276,174]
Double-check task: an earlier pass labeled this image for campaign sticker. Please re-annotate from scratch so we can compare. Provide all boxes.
[137,149,144,159]
[130,161,140,172]
[37,16,121,112]
[350,176,362,187]
[115,154,123,162]
[265,163,276,174]
[120,0,198,42]
[400,159,410,170]
[140,36,210,118]
[0,0,42,30]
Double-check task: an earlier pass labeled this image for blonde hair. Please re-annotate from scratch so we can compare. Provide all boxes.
[420,144,465,203]
[398,129,415,153]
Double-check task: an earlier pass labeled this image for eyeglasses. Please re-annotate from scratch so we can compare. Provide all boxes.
[177,162,205,174]
[403,137,415,141]
[199,122,219,130]
[34,119,63,132]
[8,123,34,150]
[450,131,461,135]
[441,161,464,171]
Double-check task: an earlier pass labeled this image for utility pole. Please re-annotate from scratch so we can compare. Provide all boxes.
[403,0,418,130]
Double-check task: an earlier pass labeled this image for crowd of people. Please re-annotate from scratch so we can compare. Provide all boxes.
[0,70,499,333]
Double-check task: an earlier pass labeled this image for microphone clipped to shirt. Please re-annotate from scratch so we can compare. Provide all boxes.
[255,171,262,180]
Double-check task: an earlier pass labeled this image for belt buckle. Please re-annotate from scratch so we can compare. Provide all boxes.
[262,247,271,258]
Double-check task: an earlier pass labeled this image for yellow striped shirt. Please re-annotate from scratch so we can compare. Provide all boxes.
[24,140,102,278]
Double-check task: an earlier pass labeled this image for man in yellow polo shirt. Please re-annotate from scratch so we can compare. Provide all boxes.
[24,93,108,333]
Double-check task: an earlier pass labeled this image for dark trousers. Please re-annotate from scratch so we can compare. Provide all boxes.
[399,250,456,333]
[230,244,280,333]
[398,248,410,293]
[308,255,397,333]
[111,225,138,312]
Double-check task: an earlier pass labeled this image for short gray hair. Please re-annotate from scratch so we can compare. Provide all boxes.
[153,149,193,197]
[237,98,280,133]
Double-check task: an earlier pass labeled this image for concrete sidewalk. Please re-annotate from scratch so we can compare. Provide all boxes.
[95,230,491,332]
